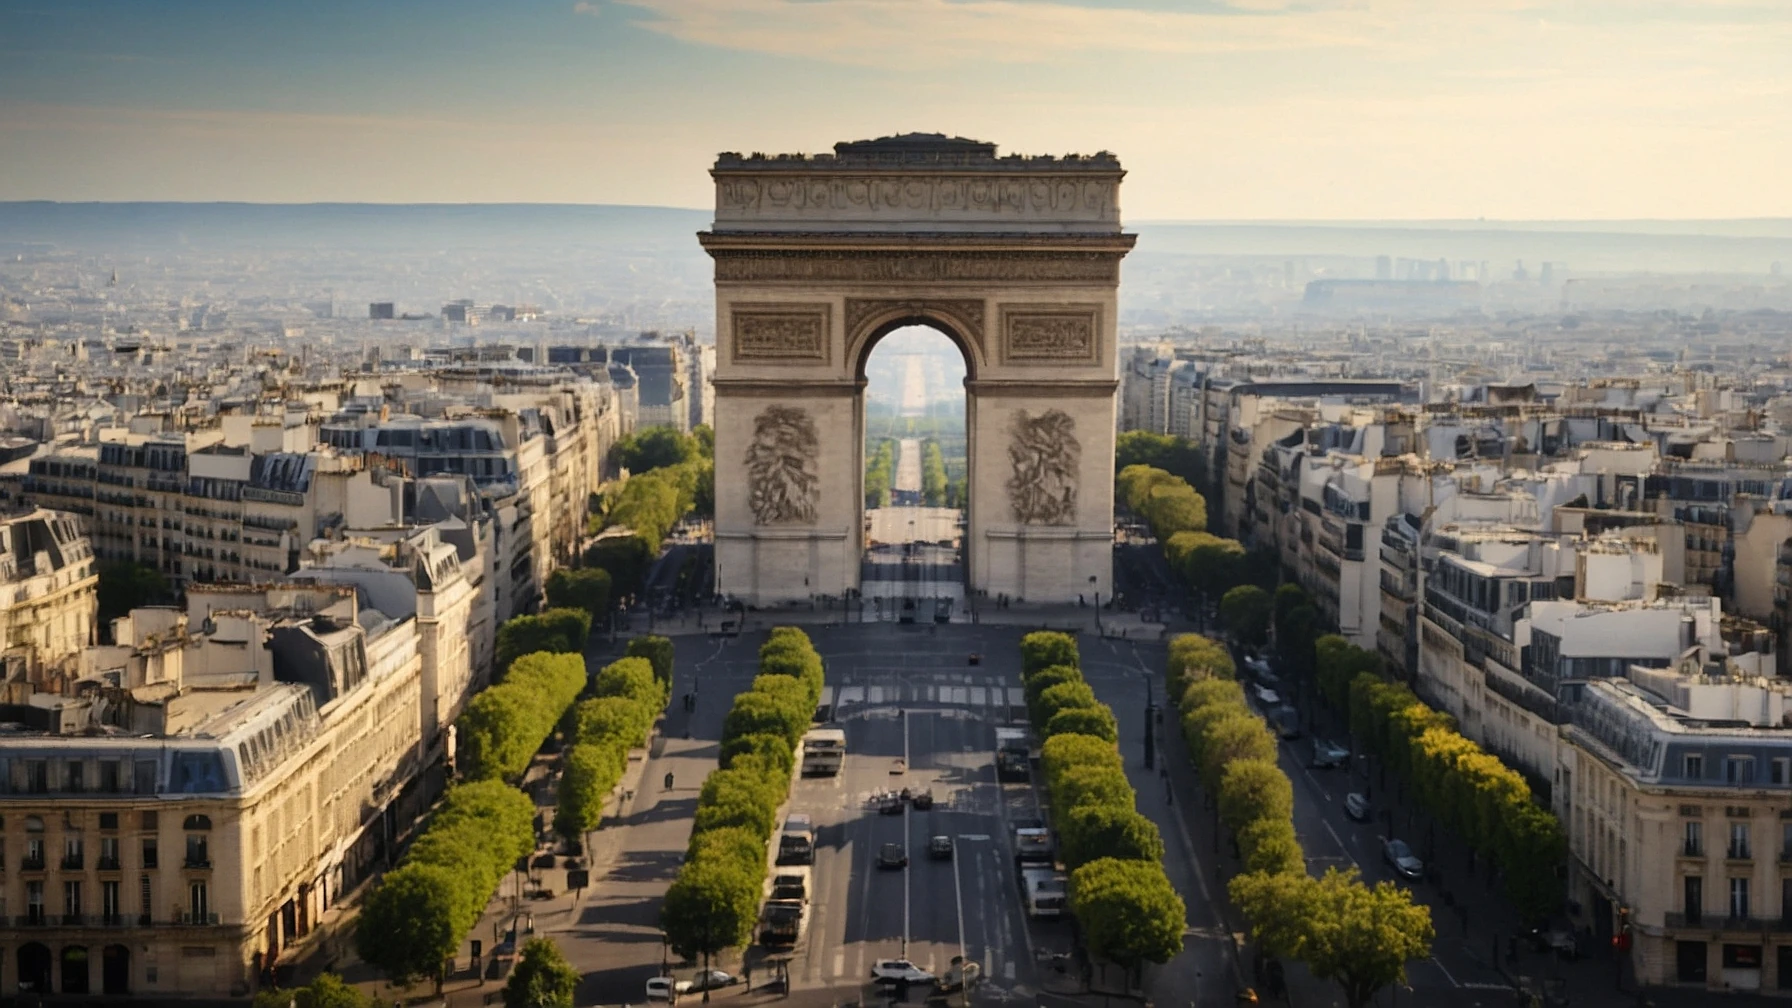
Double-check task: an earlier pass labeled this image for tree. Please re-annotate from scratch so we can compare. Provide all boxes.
[1220,585,1273,647]
[1233,868,1434,1008]
[1020,631,1079,676]
[614,425,699,473]
[1218,758,1294,835]
[546,568,612,623]
[555,742,627,838]
[1273,583,1309,623]
[253,973,371,1008]
[626,634,675,684]
[1315,635,1380,710]
[921,439,948,505]
[1023,664,1083,710]
[585,535,655,598]
[722,687,809,750]
[1176,533,1246,600]
[1052,763,1135,814]
[574,696,654,749]
[504,938,580,1008]
[495,609,591,677]
[1059,804,1165,869]
[662,857,762,977]
[594,656,662,712]
[1045,704,1118,743]
[1276,605,1320,678]
[864,439,895,508]
[1192,712,1278,792]
[96,561,169,642]
[1068,858,1186,972]
[1032,681,1099,733]
[1115,431,1208,492]
[719,731,796,777]
[355,864,468,985]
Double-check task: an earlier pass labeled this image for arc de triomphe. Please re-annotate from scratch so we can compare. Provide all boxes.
[701,134,1135,606]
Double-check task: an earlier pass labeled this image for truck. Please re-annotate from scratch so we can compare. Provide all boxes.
[801,728,846,776]
[1019,866,1069,918]
[995,727,1031,782]
[1012,818,1054,865]
[768,866,811,904]
[758,899,805,947]
[777,814,815,865]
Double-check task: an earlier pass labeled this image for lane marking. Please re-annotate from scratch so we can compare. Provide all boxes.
[1430,956,1461,988]
[1322,820,1357,868]
[950,816,970,980]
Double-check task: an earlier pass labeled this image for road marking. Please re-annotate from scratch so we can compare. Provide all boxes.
[959,833,991,841]
[1322,820,1357,868]
[950,820,970,980]
[1430,956,1461,988]
[903,714,912,958]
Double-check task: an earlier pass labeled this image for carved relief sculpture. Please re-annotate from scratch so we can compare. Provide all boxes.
[731,305,829,362]
[1006,409,1080,525]
[745,405,821,525]
[1002,307,1098,363]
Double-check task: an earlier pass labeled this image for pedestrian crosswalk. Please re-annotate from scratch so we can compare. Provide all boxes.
[830,675,1024,720]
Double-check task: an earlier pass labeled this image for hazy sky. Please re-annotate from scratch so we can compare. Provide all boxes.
[2,0,1788,218]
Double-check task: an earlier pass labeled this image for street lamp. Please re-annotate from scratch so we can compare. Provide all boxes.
[1090,575,1101,634]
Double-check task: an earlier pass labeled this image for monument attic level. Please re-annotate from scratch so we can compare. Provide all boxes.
[702,134,1134,606]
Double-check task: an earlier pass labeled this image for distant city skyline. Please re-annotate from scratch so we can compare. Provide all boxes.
[1,0,1788,218]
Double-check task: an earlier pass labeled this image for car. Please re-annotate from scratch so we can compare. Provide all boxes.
[878,842,909,869]
[1252,685,1281,707]
[968,653,982,666]
[929,835,953,860]
[1344,792,1371,821]
[685,970,738,992]
[646,976,682,1001]
[870,959,935,984]
[1311,739,1349,769]
[911,789,935,810]
[878,792,904,815]
[1382,838,1424,881]
[1528,927,1580,960]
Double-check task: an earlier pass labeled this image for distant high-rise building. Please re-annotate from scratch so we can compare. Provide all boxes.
[369,301,396,320]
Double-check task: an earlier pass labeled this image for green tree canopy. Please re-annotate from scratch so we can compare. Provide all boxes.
[1218,758,1295,835]
[1032,680,1099,733]
[1068,858,1186,970]
[1045,704,1118,743]
[1020,631,1080,677]
[545,568,612,624]
[253,973,371,1008]
[96,561,170,642]
[504,937,580,1008]
[1232,868,1435,1008]
[613,425,700,473]
[626,634,676,684]
[1115,431,1208,491]
[1220,585,1274,647]
[555,742,627,838]
[661,856,762,959]
[355,863,468,985]
[1059,804,1166,870]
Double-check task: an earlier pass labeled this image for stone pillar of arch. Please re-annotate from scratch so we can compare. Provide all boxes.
[701,134,1135,607]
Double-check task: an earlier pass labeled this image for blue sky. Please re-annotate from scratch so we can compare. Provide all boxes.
[1,0,1788,218]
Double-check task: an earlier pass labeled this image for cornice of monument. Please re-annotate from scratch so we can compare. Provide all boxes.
[713,133,1123,175]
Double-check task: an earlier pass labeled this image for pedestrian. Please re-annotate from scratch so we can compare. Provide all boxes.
[744,963,752,991]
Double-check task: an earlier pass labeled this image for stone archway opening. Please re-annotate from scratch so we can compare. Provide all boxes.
[859,323,969,621]
[17,942,52,994]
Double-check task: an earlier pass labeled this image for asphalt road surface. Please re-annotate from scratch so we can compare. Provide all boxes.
[775,630,1067,1004]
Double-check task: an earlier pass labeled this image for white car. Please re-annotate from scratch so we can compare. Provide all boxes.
[1252,685,1281,707]
[646,976,687,1001]
[685,970,737,992]
[871,959,935,984]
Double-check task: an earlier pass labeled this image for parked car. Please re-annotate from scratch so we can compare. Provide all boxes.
[1382,838,1424,881]
[646,976,682,1002]
[1344,792,1371,822]
[929,835,953,860]
[911,789,935,810]
[878,792,904,815]
[685,970,738,992]
[1252,685,1281,707]
[1528,926,1580,960]
[871,960,935,984]
[1310,739,1349,769]
[878,842,909,869]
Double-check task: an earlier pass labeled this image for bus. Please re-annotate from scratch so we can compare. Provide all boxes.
[1020,866,1068,918]
[801,728,846,776]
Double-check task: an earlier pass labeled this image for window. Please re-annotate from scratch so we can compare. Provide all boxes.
[25,835,44,869]
[98,812,118,830]
[63,835,84,869]
[65,760,84,792]
[1686,876,1705,924]
[1727,757,1756,784]
[98,761,120,793]
[141,837,157,869]
[140,875,152,925]
[1732,877,1752,920]
[1732,823,1753,860]
[188,881,209,922]
[184,833,209,868]
[63,880,82,922]
[1775,758,1791,786]
[1686,754,1705,779]
[139,811,157,831]
[102,880,121,923]
[25,760,47,793]
[1686,821,1705,857]
[99,836,120,870]
[26,880,44,924]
